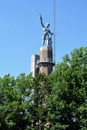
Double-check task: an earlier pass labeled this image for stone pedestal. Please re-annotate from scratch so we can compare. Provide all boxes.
[38,46,55,76]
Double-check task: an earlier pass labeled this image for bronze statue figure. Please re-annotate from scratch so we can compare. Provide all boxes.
[40,15,53,46]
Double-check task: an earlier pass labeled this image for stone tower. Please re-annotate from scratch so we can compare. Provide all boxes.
[31,55,39,77]
[38,45,54,76]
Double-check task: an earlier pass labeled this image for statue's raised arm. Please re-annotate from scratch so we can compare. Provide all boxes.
[40,14,53,46]
[40,15,45,27]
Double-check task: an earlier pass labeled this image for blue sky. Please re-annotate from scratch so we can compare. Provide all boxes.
[0,0,87,77]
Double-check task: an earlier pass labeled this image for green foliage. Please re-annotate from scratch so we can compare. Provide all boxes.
[0,73,33,130]
[47,47,87,130]
[0,47,87,130]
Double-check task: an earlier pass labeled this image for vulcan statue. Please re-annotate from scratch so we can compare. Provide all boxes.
[40,15,53,46]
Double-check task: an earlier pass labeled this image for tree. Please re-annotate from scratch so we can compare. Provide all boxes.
[29,73,50,130]
[0,47,87,130]
[0,73,50,130]
[47,47,87,130]
[0,73,33,130]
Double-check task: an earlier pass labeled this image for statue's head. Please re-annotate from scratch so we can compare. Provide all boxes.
[46,23,50,28]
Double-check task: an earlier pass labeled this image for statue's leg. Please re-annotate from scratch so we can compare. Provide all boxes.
[42,39,44,46]
[42,36,45,46]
